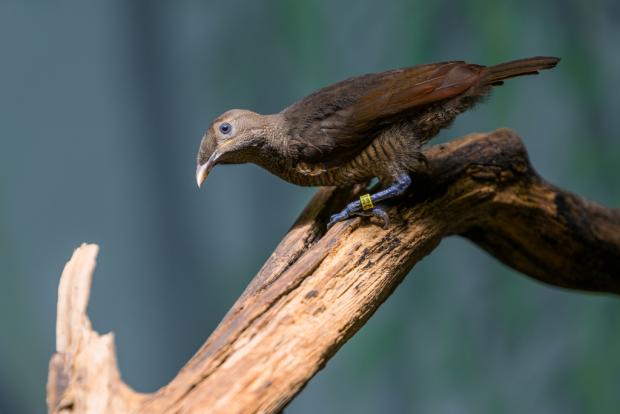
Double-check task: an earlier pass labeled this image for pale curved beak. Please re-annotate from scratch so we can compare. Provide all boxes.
[196,151,220,188]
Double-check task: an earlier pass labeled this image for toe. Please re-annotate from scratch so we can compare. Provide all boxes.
[327,212,347,229]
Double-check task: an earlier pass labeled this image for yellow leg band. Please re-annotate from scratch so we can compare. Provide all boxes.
[360,194,374,210]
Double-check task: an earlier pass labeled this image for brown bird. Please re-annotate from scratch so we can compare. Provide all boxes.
[196,56,559,228]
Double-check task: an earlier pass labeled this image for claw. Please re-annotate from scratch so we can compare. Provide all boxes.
[357,205,390,228]
[373,207,390,229]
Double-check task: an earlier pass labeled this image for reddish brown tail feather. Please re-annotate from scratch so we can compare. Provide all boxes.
[482,56,560,85]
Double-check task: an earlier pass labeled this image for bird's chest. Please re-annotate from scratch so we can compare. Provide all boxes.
[262,129,416,187]
[291,162,367,186]
[275,145,385,187]
[269,160,345,187]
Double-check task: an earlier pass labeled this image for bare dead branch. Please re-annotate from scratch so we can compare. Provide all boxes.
[47,129,620,414]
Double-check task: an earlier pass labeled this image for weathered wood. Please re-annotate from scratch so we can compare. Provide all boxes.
[47,244,145,414]
[47,129,620,414]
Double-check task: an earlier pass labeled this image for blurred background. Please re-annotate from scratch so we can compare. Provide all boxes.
[1,0,619,413]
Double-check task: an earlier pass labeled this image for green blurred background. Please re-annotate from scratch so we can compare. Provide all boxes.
[1,1,619,413]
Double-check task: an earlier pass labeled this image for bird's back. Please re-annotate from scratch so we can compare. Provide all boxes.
[282,57,559,168]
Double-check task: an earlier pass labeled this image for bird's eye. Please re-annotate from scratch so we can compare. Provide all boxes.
[219,122,232,135]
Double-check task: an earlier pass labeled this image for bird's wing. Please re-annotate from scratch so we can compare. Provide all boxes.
[282,61,483,165]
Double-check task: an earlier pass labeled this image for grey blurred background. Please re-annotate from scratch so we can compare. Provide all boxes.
[1,1,619,413]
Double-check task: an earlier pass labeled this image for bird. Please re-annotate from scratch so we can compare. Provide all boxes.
[196,56,559,228]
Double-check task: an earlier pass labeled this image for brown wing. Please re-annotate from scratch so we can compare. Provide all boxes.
[282,61,484,165]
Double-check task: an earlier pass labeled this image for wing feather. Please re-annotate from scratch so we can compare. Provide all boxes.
[282,62,484,164]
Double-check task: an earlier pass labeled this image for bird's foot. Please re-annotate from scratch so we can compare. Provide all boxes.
[326,174,411,230]
[327,204,390,229]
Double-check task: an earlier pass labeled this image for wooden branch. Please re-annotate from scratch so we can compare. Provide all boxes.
[47,129,620,414]
[47,245,145,414]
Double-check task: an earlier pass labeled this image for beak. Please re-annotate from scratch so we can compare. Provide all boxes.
[196,150,220,188]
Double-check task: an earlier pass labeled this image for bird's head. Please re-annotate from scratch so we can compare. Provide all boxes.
[195,109,276,188]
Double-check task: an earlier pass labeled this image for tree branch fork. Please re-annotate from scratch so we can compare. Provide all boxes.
[47,129,620,413]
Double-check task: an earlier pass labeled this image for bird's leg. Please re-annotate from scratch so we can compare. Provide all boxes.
[327,174,411,228]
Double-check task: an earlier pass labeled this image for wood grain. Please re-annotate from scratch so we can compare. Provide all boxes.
[47,129,620,414]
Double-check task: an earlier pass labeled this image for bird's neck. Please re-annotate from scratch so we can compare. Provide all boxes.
[257,113,289,153]
[249,113,291,170]
[247,113,356,186]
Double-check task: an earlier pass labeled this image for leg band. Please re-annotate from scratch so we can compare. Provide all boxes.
[360,194,374,210]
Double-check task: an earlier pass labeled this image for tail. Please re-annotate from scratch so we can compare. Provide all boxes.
[481,56,560,85]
